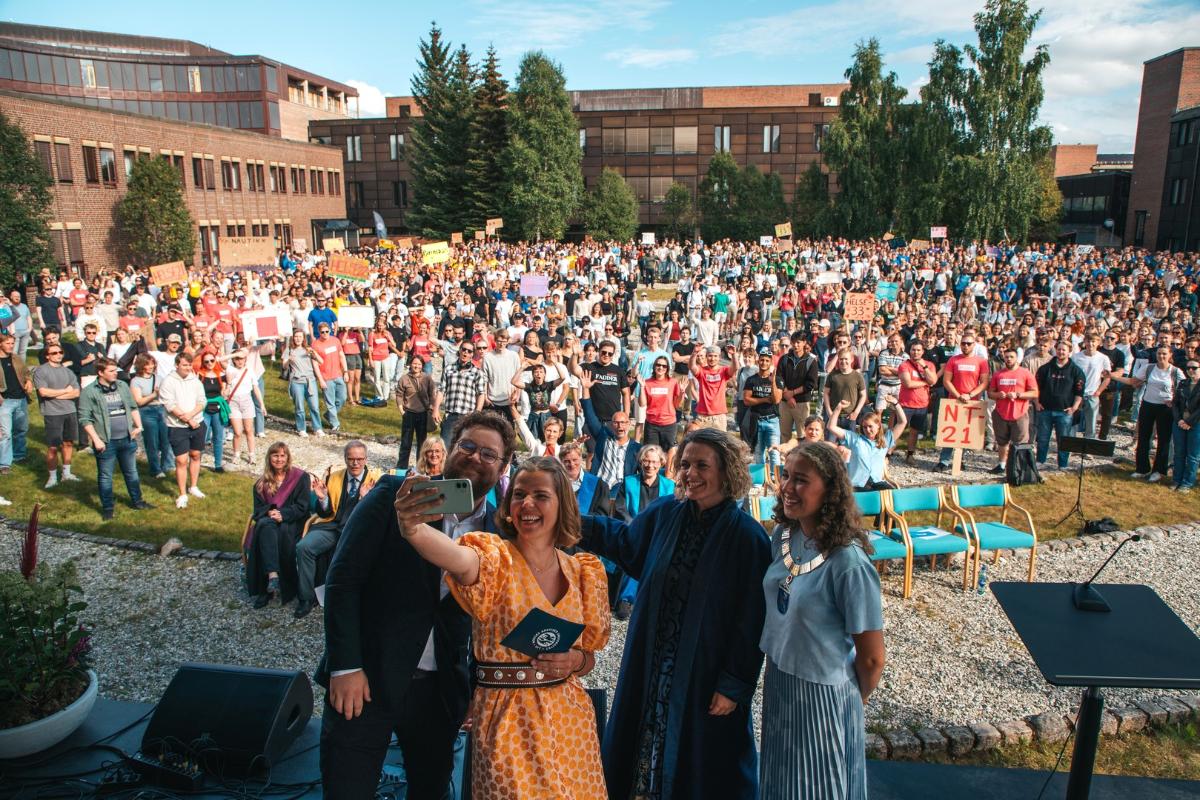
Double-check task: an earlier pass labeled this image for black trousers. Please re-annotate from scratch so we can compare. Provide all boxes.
[320,673,461,800]
[1135,400,1173,475]
[398,410,428,469]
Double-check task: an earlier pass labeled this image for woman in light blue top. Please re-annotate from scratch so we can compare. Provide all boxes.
[760,441,885,800]
[827,397,906,491]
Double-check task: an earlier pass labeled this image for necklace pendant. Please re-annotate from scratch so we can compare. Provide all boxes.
[776,583,790,614]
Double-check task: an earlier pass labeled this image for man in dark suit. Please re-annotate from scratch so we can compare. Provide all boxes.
[316,410,516,799]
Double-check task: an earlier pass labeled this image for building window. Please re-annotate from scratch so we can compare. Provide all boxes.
[66,228,84,270]
[650,128,672,155]
[274,223,292,249]
[331,170,341,196]
[674,126,697,154]
[346,135,362,162]
[393,180,408,207]
[80,59,96,89]
[1133,211,1147,247]
[226,223,246,237]
[82,145,100,184]
[199,225,220,267]
[316,170,325,195]
[763,124,781,153]
[389,133,405,160]
[221,160,238,190]
[814,123,831,153]
[603,128,625,155]
[289,167,300,193]
[348,181,364,209]
[270,165,282,193]
[650,176,671,203]
[192,157,206,189]
[99,148,116,186]
[34,140,53,176]
[246,161,257,192]
[52,142,72,182]
[714,125,731,153]
[123,149,137,179]
[187,66,202,93]
[579,129,587,153]
[51,230,68,269]
[626,128,649,154]
[1170,177,1190,206]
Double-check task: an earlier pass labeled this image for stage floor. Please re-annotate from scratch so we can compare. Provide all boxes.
[2,699,1197,799]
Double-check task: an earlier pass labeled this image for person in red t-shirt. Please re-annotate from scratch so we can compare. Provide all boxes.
[897,340,938,464]
[68,279,90,321]
[690,346,735,430]
[209,295,235,335]
[118,300,147,341]
[936,331,990,471]
[987,346,1039,473]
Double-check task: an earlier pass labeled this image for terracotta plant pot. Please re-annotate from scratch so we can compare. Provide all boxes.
[0,670,98,760]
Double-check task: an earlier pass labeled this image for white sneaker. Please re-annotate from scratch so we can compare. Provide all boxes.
[176,494,188,509]
[45,475,58,489]
[316,430,327,437]
[297,430,309,437]
[154,472,167,479]
[189,486,206,499]
[1147,472,1163,483]
[1131,472,1148,479]
[256,431,266,438]
[243,452,254,463]
[61,472,81,482]
[0,496,11,506]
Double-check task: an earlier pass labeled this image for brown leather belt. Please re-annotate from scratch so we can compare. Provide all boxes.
[475,661,566,689]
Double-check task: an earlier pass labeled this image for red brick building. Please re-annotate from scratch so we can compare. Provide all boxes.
[1,90,346,276]
[1126,47,1200,249]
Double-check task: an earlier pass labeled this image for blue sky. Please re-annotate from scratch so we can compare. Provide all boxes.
[3,0,1197,151]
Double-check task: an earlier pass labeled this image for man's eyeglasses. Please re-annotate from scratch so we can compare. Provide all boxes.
[599,350,615,357]
[460,348,474,355]
[46,350,63,356]
[454,439,501,465]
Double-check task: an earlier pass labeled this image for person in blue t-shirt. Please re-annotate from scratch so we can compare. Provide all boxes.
[307,294,338,339]
[827,397,907,491]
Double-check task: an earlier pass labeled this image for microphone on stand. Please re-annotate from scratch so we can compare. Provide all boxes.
[1073,534,1142,612]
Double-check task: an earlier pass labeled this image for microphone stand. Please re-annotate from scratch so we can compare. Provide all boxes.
[1073,534,1141,612]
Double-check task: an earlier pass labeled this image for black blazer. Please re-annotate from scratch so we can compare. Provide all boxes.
[315,474,500,723]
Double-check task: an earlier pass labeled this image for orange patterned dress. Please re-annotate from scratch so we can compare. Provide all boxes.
[447,532,610,800]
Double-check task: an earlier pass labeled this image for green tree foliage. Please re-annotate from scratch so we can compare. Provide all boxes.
[464,45,508,231]
[792,162,834,238]
[698,152,740,240]
[699,153,787,241]
[0,109,54,286]
[822,39,907,238]
[661,182,696,241]
[502,52,582,240]
[582,168,638,241]
[406,23,458,236]
[116,157,196,266]
[1029,155,1064,241]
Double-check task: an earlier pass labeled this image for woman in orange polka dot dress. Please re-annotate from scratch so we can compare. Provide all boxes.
[395,456,610,800]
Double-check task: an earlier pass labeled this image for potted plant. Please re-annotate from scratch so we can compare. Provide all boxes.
[0,504,97,759]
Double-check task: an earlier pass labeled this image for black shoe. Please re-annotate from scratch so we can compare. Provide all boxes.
[253,593,270,609]
[101,509,114,521]
[213,466,226,474]
[614,600,633,620]
[932,463,949,473]
[294,601,315,619]
[132,500,154,510]
[988,464,1005,474]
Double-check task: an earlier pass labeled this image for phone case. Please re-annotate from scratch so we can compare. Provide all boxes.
[411,478,475,516]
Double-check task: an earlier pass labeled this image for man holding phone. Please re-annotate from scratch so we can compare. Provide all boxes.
[317,410,516,799]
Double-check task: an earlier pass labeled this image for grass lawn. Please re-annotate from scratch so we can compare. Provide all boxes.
[916,722,1200,781]
[260,361,403,441]
[1,402,254,553]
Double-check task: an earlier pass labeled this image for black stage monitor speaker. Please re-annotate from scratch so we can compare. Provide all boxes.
[142,662,313,776]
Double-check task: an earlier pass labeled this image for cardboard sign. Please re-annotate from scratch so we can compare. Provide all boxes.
[843,292,876,321]
[486,217,504,233]
[327,254,371,282]
[395,237,414,250]
[814,271,843,286]
[774,222,792,238]
[641,232,656,246]
[918,269,936,281]
[474,230,485,241]
[451,232,463,245]
[520,274,550,298]
[293,238,308,253]
[909,239,932,251]
[241,309,293,341]
[221,236,276,268]
[777,238,795,252]
[935,400,986,451]
[875,281,899,302]
[930,226,948,239]
[337,305,376,329]
[421,241,451,265]
[322,237,345,252]
[759,235,774,247]
[148,260,188,287]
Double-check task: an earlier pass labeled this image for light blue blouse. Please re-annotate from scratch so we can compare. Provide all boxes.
[844,429,893,487]
[759,526,883,685]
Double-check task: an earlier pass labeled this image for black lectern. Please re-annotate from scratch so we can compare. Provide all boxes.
[992,582,1200,799]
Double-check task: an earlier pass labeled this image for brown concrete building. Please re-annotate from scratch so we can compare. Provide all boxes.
[1,90,346,276]
[0,23,358,141]
[323,83,847,234]
[1126,47,1200,248]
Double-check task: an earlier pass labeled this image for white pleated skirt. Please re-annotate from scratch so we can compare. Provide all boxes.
[759,659,868,800]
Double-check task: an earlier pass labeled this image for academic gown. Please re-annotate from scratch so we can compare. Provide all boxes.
[246,472,312,604]
[581,496,771,800]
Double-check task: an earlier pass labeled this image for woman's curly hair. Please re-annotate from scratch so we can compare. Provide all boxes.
[771,441,872,557]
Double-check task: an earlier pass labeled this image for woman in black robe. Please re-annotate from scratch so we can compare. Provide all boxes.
[246,442,311,608]
[579,427,770,799]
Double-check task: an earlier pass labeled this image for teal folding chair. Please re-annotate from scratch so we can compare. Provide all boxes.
[756,495,777,526]
[856,490,912,598]
[950,483,1038,585]
[749,464,767,487]
[885,486,973,593]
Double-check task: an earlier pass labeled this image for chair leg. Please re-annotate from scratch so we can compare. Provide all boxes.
[1027,547,1036,582]
[993,549,1000,564]
[903,555,913,600]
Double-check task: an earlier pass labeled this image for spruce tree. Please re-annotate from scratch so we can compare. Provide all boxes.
[406,23,454,236]
[117,157,196,266]
[582,168,638,242]
[464,46,509,232]
[502,52,581,240]
[0,109,54,286]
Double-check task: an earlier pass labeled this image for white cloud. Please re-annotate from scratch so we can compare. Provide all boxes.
[470,0,668,56]
[604,47,698,68]
[345,80,389,117]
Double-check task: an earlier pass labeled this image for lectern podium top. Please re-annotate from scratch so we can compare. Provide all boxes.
[991,582,1200,689]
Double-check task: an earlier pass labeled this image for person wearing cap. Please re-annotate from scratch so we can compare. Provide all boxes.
[224,349,264,464]
[743,347,783,467]
[308,294,338,339]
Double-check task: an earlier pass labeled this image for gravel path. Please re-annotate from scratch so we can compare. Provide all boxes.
[5,519,1194,732]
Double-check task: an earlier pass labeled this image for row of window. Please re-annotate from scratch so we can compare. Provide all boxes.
[594,123,829,156]
[343,180,409,211]
[32,136,341,196]
[24,92,276,131]
[1062,195,1109,213]
[622,175,698,204]
[343,133,405,162]
[286,82,346,113]
[198,223,292,267]
[0,48,271,95]
[1173,119,1198,148]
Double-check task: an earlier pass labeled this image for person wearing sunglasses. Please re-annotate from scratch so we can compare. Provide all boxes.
[32,340,82,488]
[1171,361,1200,492]
[435,340,486,450]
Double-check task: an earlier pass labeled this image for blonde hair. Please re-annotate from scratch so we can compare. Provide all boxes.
[494,457,581,547]
[416,437,447,474]
[255,442,293,498]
